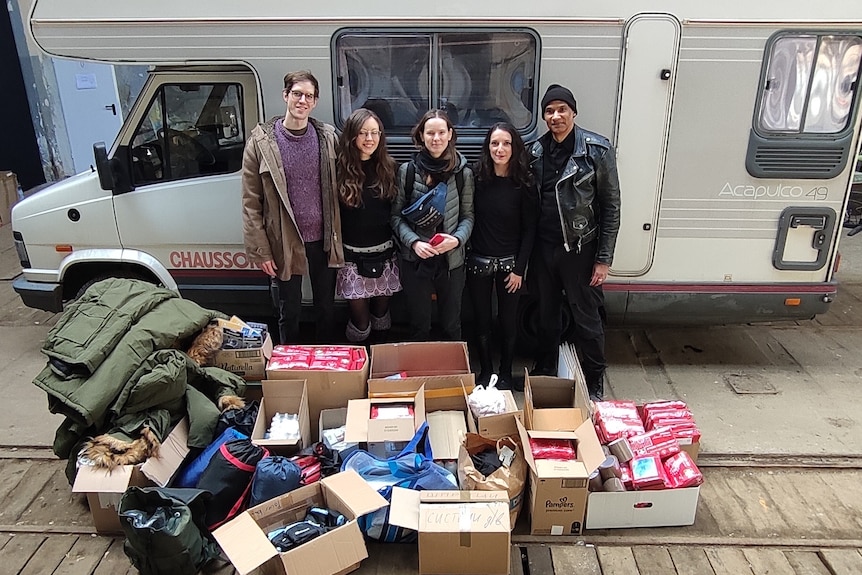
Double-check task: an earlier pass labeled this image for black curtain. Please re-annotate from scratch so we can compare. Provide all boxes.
[1,7,45,191]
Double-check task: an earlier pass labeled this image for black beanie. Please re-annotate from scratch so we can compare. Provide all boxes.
[541,84,577,114]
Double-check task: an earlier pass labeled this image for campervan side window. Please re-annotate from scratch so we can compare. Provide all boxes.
[130,83,245,185]
[333,29,538,132]
[757,34,861,135]
[746,33,862,179]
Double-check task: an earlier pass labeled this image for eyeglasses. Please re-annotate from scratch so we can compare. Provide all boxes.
[288,90,316,101]
[358,130,381,139]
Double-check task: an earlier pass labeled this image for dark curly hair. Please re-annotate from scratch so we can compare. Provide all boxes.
[337,108,397,208]
[474,122,533,190]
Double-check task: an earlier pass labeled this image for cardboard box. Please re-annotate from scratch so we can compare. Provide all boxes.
[213,469,388,575]
[318,407,348,441]
[585,485,701,529]
[0,171,18,227]
[368,342,475,412]
[557,343,595,417]
[266,346,370,443]
[389,488,511,575]
[461,382,523,440]
[72,419,190,533]
[516,418,605,536]
[426,410,468,461]
[211,332,273,381]
[524,372,590,432]
[252,379,310,456]
[318,407,358,459]
[345,387,426,459]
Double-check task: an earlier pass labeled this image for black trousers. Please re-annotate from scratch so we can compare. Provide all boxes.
[400,259,466,341]
[277,240,336,344]
[530,239,606,387]
[466,268,521,346]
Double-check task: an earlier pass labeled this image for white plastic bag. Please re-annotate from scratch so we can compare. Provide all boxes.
[467,375,507,419]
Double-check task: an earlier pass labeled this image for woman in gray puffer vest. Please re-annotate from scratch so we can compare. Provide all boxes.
[391,109,474,341]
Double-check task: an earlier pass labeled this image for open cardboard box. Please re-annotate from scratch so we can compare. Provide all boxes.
[266,346,369,442]
[72,418,190,533]
[460,380,523,440]
[318,407,358,460]
[524,371,590,432]
[426,410,469,461]
[516,417,605,536]
[213,469,388,575]
[252,379,310,456]
[585,484,701,529]
[367,342,475,412]
[389,488,510,575]
[210,317,273,381]
[345,386,426,459]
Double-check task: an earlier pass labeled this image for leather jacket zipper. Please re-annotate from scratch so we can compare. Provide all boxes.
[556,168,577,252]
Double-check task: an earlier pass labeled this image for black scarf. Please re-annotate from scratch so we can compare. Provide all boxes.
[413,149,453,186]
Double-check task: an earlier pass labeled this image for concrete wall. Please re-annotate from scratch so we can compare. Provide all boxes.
[8,0,145,186]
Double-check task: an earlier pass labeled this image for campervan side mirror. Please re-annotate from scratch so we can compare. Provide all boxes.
[94,142,115,190]
[220,106,239,138]
[93,142,134,194]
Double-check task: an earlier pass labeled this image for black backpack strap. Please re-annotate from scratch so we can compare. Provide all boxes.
[455,169,464,196]
[404,162,416,198]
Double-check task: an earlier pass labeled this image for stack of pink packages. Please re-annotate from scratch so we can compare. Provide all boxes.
[592,400,703,491]
[268,345,368,371]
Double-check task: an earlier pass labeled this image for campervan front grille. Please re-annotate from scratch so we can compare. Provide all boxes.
[751,147,845,176]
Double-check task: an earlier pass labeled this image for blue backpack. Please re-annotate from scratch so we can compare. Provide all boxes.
[341,423,457,542]
[249,456,303,507]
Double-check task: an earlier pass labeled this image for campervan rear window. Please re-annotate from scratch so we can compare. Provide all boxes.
[746,32,862,179]
[757,34,861,135]
[333,29,539,133]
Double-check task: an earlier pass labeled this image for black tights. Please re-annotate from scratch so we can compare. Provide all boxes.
[347,297,391,331]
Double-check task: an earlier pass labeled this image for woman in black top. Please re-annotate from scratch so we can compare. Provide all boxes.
[335,108,401,342]
[467,122,538,389]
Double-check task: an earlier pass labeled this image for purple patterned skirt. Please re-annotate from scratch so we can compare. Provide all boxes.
[336,256,402,299]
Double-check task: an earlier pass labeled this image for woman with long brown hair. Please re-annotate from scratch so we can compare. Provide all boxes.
[335,108,401,342]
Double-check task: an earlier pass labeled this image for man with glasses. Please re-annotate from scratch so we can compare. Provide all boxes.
[242,70,344,343]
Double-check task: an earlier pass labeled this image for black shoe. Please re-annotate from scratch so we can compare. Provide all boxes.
[589,391,603,402]
[496,372,513,391]
[529,364,556,377]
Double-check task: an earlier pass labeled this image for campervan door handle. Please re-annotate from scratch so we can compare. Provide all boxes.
[104,104,117,116]
[790,215,826,230]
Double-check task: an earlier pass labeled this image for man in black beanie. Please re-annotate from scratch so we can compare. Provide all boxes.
[527,84,621,401]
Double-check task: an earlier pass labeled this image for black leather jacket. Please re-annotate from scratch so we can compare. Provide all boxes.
[529,126,621,265]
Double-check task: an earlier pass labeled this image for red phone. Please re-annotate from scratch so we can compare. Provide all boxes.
[429,233,445,246]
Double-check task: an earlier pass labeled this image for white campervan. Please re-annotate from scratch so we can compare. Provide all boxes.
[12,0,862,344]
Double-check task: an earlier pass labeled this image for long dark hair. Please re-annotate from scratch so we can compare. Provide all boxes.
[475,122,533,190]
[337,108,397,208]
[411,109,459,175]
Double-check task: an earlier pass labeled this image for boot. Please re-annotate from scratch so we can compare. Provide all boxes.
[475,334,494,386]
[587,372,605,402]
[497,334,516,391]
[370,310,391,331]
[345,319,371,343]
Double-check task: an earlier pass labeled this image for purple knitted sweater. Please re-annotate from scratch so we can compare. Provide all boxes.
[275,121,323,242]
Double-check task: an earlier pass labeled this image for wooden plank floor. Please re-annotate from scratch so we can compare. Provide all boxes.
[2,457,862,574]
[3,537,862,574]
